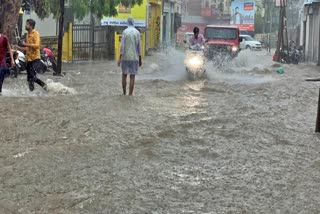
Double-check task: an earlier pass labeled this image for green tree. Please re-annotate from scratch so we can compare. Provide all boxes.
[254,10,264,34]
[45,0,143,20]
[0,0,143,41]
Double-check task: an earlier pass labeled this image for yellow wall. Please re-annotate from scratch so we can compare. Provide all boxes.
[115,32,145,61]
[101,0,147,27]
[62,23,73,61]
[116,0,147,20]
[148,3,161,49]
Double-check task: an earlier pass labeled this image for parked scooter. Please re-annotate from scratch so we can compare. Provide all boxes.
[14,50,27,74]
[273,48,302,64]
[272,41,303,64]
[16,37,52,74]
[288,40,303,64]
[40,47,57,73]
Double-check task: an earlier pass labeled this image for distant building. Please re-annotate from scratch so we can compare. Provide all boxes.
[302,0,320,63]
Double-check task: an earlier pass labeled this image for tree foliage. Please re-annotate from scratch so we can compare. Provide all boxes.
[0,0,22,40]
[0,0,143,41]
[254,10,264,34]
[39,0,143,20]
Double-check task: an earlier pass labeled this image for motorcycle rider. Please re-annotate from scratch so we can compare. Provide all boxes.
[185,27,207,79]
[189,27,205,49]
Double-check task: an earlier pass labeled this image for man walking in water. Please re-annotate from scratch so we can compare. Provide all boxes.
[14,19,47,92]
[0,23,15,95]
[118,17,142,96]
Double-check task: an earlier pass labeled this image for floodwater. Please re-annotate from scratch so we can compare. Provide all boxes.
[1,49,320,213]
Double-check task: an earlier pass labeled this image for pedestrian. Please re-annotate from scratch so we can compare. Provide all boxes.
[0,22,15,96]
[118,17,142,96]
[14,19,47,92]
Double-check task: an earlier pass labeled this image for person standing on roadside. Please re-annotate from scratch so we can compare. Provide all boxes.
[117,17,142,96]
[14,19,47,92]
[0,23,15,95]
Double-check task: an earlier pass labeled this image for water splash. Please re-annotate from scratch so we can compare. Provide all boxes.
[139,47,186,81]
[205,50,274,84]
[45,79,77,95]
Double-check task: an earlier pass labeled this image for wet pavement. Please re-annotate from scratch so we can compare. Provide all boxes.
[1,49,320,213]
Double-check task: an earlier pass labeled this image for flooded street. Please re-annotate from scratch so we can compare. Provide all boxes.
[1,49,320,213]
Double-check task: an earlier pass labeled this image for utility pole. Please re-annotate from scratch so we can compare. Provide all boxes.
[284,10,289,55]
[318,25,320,66]
[268,0,272,52]
[90,0,95,61]
[316,88,320,132]
[56,0,65,76]
[276,0,288,62]
[276,0,283,62]
[263,0,266,33]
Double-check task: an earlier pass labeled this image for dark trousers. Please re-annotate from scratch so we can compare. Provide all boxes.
[0,67,9,93]
[26,59,45,91]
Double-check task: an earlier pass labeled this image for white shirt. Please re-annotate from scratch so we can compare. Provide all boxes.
[120,26,141,61]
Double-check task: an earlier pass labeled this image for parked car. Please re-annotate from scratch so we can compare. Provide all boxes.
[239,34,262,51]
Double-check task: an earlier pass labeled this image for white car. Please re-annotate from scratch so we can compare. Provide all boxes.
[240,35,262,51]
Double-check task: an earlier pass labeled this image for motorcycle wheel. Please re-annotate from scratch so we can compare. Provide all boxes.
[292,59,298,64]
[50,58,57,72]
[186,68,198,81]
[292,54,299,64]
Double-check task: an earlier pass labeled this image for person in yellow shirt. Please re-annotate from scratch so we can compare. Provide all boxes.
[14,19,47,92]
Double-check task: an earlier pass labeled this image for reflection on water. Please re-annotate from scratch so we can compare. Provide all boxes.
[1,49,320,213]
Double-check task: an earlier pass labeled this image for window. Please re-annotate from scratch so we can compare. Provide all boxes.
[244,36,254,41]
[205,28,237,40]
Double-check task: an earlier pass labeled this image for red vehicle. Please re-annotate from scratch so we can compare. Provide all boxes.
[203,25,241,61]
[41,47,57,73]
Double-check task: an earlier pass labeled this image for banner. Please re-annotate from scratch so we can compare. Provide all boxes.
[304,0,320,4]
[230,1,255,31]
[275,0,287,7]
[101,0,147,27]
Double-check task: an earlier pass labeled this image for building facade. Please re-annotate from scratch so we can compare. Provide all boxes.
[302,0,320,63]
[162,0,178,46]
[178,0,232,38]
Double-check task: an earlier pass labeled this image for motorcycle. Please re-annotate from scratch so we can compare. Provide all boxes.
[273,48,302,64]
[13,48,57,74]
[40,47,57,73]
[272,41,303,64]
[184,43,206,80]
[16,37,55,74]
[14,50,27,74]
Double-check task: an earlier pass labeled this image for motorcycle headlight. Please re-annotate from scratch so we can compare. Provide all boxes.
[189,57,202,66]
